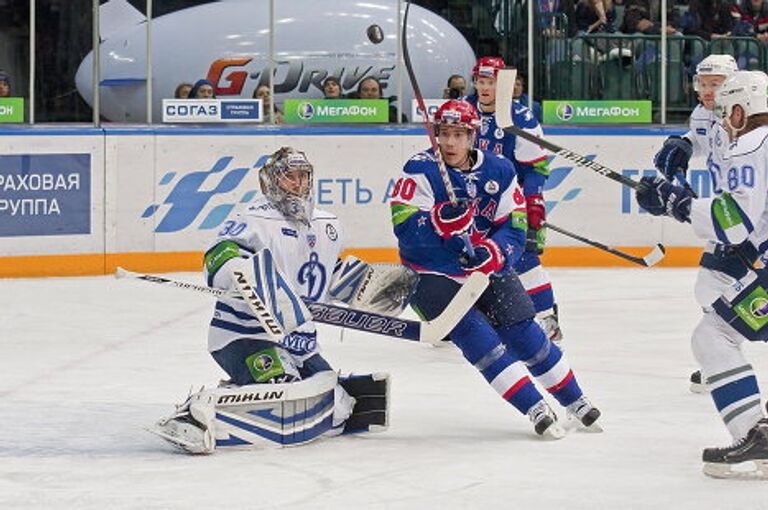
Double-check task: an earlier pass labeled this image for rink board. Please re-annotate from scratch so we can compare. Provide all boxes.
[0,125,705,277]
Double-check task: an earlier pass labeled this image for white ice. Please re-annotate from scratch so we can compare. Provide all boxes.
[2,268,768,509]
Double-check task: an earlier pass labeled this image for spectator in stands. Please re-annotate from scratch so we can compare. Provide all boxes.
[513,74,543,122]
[443,74,467,99]
[322,77,343,99]
[189,79,216,99]
[253,84,284,124]
[174,82,193,99]
[0,71,11,98]
[620,0,680,34]
[680,0,734,39]
[356,77,407,123]
[574,0,617,34]
[731,0,768,42]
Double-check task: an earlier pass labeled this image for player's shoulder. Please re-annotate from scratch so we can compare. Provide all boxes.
[477,150,515,183]
[689,104,713,124]
[404,149,437,175]
[512,101,540,129]
[731,126,768,158]
[242,194,283,220]
[311,207,339,222]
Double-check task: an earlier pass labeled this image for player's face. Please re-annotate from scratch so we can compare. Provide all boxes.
[437,125,473,167]
[0,81,9,97]
[697,75,727,110]
[277,169,311,197]
[475,76,496,106]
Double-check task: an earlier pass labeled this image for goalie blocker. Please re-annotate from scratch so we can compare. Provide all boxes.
[148,371,390,454]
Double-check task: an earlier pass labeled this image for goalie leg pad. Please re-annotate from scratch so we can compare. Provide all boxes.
[339,373,390,433]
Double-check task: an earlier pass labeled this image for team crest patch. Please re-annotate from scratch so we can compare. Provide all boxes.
[494,128,504,139]
[480,118,490,136]
[484,180,499,194]
[325,223,338,241]
[307,233,317,248]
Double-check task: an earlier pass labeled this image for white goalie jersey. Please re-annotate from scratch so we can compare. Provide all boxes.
[204,194,344,356]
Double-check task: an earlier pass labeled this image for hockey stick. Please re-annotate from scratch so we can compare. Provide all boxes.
[544,222,666,267]
[115,267,488,345]
[494,68,646,192]
[401,1,474,257]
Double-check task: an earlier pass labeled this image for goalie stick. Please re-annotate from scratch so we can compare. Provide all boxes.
[545,222,666,267]
[494,68,646,192]
[115,267,488,345]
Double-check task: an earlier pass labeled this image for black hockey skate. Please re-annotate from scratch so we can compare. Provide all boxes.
[689,370,707,394]
[339,373,390,434]
[566,396,603,432]
[702,419,768,480]
[527,401,566,440]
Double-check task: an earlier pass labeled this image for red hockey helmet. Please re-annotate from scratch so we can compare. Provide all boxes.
[433,100,481,131]
[472,57,506,78]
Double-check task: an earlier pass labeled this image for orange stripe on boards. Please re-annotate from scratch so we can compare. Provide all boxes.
[0,246,705,278]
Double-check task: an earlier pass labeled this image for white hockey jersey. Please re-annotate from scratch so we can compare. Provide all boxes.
[690,126,768,252]
[204,195,343,357]
[683,104,722,160]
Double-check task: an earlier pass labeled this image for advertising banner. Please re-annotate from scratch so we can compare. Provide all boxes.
[0,153,91,236]
[283,99,389,123]
[543,100,652,124]
[162,99,263,123]
[0,98,24,123]
[410,99,448,123]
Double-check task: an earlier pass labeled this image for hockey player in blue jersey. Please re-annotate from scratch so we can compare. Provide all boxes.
[463,57,564,346]
[390,99,601,438]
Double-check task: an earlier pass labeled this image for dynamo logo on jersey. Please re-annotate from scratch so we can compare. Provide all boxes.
[141,155,269,233]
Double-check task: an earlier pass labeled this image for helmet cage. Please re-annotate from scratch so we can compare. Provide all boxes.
[259,147,314,225]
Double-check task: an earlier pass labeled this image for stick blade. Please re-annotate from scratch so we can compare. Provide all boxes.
[495,68,517,129]
[115,266,130,279]
[420,271,489,344]
[642,244,666,267]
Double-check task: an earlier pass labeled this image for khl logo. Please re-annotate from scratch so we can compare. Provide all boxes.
[141,155,268,232]
[556,103,574,121]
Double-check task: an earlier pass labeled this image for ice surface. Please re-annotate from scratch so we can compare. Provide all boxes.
[1,268,767,509]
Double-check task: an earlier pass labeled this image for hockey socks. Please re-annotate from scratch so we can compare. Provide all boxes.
[499,319,584,407]
[514,253,555,314]
[707,364,763,440]
[451,309,543,415]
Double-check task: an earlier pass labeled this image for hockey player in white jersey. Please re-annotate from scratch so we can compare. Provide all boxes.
[653,54,738,393]
[150,147,391,453]
[636,71,768,479]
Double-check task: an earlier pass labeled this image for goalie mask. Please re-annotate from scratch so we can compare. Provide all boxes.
[260,147,314,225]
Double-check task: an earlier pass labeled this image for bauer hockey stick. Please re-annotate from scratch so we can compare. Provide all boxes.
[494,68,646,192]
[545,222,666,267]
[115,267,488,345]
[401,1,474,257]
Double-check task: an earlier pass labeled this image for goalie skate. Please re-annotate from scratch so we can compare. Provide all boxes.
[702,419,768,480]
[147,395,215,455]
